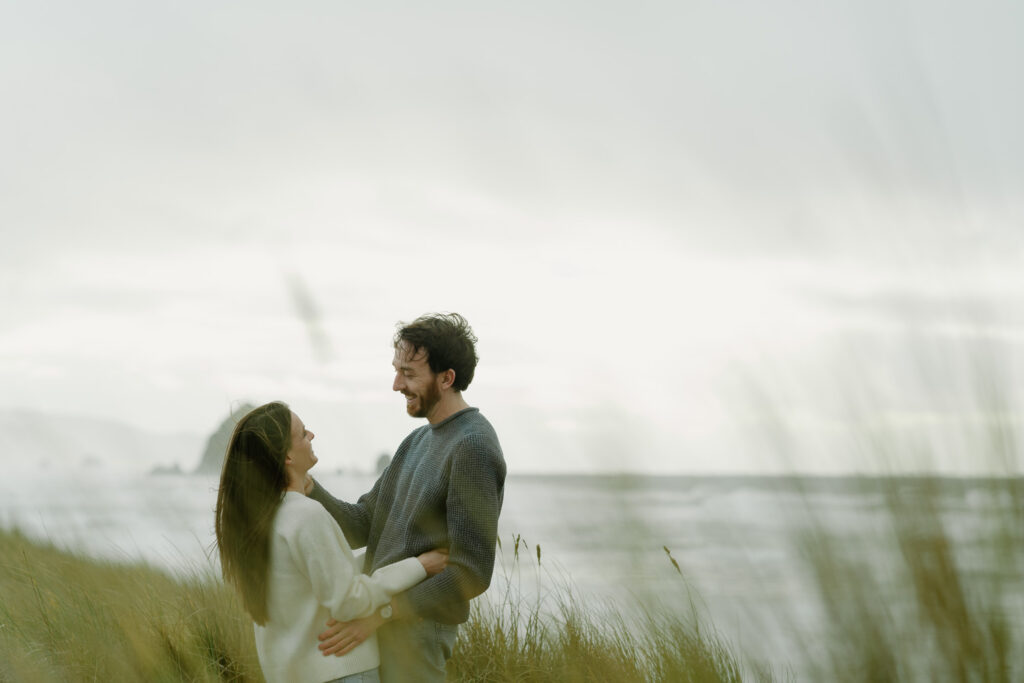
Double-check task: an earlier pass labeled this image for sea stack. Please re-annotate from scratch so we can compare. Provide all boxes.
[194,403,255,474]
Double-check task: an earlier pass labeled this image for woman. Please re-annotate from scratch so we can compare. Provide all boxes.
[215,402,447,683]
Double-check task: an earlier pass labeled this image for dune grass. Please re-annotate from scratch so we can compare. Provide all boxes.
[449,538,751,683]
[3,426,1021,683]
[4,475,1021,683]
[0,528,751,682]
[3,471,1021,683]
[789,475,1023,683]
[0,528,256,682]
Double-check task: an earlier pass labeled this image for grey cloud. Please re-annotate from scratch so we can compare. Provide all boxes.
[1,0,1022,266]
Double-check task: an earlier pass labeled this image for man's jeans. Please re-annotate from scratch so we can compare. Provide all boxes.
[327,667,380,683]
[377,618,459,683]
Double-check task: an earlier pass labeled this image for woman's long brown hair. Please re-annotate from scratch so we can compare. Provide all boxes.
[214,401,291,625]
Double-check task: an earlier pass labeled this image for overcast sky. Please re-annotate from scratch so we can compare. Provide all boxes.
[2,1,1022,473]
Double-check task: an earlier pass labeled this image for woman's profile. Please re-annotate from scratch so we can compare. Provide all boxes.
[215,401,447,683]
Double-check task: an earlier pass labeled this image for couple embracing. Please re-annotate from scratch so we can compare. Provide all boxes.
[215,313,507,683]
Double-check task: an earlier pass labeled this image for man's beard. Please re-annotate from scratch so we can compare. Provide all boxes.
[408,380,441,418]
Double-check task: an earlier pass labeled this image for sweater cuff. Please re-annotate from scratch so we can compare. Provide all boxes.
[369,557,427,597]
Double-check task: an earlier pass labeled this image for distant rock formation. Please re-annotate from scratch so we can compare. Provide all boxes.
[150,463,183,476]
[194,403,255,474]
[375,452,392,476]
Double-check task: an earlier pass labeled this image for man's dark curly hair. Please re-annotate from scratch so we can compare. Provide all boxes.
[394,312,479,392]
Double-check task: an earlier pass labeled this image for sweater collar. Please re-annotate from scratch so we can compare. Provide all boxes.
[429,406,478,430]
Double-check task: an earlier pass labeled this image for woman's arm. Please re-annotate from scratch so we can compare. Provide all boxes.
[287,502,427,622]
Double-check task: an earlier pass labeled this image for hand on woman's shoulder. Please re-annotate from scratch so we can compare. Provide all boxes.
[277,492,332,533]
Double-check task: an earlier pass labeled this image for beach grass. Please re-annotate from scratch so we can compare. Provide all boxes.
[449,538,751,683]
[789,474,1023,683]
[3,471,1021,683]
[0,528,257,682]
[0,528,751,682]
[3,417,1021,683]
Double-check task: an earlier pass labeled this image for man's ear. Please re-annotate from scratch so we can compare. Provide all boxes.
[440,369,456,390]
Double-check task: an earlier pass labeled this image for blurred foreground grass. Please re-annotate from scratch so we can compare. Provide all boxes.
[3,472,1023,682]
[3,474,1022,682]
[796,475,1024,682]
[0,528,254,682]
[0,529,748,682]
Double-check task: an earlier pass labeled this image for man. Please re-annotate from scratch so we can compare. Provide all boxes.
[307,312,506,682]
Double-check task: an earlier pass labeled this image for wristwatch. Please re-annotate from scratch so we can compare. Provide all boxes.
[379,604,393,620]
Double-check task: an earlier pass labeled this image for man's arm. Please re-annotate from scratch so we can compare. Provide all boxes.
[318,437,504,657]
[308,477,378,550]
[393,434,506,618]
[317,434,505,656]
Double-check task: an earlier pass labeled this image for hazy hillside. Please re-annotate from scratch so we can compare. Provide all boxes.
[0,409,203,474]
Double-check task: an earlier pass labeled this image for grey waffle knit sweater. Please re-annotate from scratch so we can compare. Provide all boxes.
[310,407,506,624]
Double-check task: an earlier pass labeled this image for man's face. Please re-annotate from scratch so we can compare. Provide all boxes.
[392,341,442,419]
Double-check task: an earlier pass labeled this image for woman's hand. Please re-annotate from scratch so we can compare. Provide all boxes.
[319,614,383,657]
[417,549,449,576]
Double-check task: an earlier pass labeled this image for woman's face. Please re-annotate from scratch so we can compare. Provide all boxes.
[285,411,317,473]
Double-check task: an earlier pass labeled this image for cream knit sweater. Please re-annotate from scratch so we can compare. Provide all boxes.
[254,491,427,683]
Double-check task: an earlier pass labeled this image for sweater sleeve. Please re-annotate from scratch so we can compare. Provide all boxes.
[287,504,427,622]
[309,477,376,549]
[393,434,505,619]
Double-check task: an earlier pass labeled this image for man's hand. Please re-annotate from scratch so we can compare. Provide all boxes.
[303,473,315,496]
[318,612,385,657]
[417,548,449,576]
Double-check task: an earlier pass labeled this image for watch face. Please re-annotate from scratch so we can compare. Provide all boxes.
[380,605,393,619]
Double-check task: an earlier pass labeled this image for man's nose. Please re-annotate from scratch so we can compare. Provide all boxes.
[393,374,403,392]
